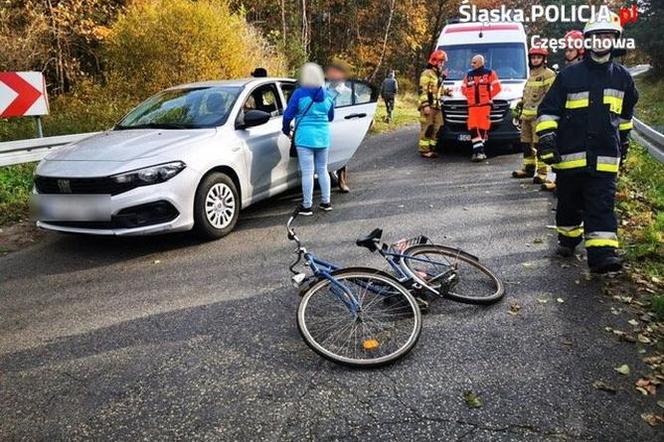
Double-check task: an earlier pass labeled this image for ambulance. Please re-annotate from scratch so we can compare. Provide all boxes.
[436,22,529,148]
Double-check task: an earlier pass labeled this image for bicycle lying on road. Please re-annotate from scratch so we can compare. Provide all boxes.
[286,210,505,368]
[355,228,505,305]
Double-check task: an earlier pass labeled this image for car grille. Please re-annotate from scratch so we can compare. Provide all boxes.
[34,176,135,196]
[442,99,509,126]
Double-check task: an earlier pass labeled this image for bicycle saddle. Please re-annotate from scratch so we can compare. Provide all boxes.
[356,228,383,252]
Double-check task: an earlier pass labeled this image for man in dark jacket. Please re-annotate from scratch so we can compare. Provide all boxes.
[536,12,638,274]
[380,70,399,122]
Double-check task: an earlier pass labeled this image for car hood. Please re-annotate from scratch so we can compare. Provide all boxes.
[45,128,216,162]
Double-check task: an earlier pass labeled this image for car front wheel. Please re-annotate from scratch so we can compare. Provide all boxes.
[194,172,239,240]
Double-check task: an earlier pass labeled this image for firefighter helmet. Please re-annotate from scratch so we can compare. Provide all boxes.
[583,11,622,37]
[528,46,549,57]
[428,50,448,65]
[564,30,585,55]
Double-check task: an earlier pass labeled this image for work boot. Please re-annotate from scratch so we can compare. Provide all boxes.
[541,181,556,192]
[590,255,623,274]
[337,167,350,193]
[512,169,534,178]
[533,174,548,184]
[420,151,434,158]
[472,151,487,162]
[556,244,575,258]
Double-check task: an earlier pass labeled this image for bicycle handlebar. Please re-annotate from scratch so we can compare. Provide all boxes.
[286,209,307,275]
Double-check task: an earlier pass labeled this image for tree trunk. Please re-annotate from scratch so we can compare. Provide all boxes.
[281,0,287,46]
[368,0,396,82]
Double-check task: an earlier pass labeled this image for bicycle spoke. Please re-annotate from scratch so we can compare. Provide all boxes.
[298,273,420,366]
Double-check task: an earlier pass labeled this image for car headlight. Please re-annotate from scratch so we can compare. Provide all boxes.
[111,161,186,186]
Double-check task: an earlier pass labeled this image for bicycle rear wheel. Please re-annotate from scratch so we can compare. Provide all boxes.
[297,268,421,368]
[400,245,504,304]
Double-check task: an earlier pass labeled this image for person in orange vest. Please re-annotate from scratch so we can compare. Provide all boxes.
[418,50,448,158]
[541,30,585,192]
[461,55,502,162]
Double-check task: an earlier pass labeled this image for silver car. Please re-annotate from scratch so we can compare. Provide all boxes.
[33,77,376,239]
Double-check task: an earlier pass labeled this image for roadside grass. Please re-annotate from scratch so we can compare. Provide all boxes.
[370,92,419,134]
[616,142,664,319]
[634,72,664,129]
[0,163,36,226]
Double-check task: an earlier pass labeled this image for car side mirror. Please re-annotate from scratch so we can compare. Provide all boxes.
[240,110,271,129]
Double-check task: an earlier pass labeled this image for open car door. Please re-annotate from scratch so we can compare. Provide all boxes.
[327,80,377,171]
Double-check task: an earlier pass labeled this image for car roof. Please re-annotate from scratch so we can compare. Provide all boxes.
[168,77,295,90]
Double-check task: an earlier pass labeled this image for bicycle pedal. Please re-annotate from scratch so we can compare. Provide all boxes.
[291,273,306,287]
[415,297,430,312]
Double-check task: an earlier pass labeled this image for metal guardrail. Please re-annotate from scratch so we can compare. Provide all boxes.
[629,65,664,163]
[632,118,664,163]
[0,132,100,167]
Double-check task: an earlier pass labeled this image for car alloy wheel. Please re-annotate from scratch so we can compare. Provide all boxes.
[205,183,236,229]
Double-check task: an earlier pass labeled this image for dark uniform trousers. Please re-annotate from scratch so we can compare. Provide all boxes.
[535,57,638,267]
[556,172,617,264]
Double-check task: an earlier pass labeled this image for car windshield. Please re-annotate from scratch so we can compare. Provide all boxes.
[439,43,527,81]
[116,86,241,129]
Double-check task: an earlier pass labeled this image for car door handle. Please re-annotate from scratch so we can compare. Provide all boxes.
[344,113,367,119]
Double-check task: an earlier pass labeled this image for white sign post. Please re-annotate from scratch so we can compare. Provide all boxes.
[0,71,49,137]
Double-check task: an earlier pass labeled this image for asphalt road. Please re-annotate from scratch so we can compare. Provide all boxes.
[0,127,659,441]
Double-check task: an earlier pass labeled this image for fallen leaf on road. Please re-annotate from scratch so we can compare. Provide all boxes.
[658,400,664,409]
[637,334,652,344]
[153,260,161,264]
[533,238,543,244]
[615,364,631,375]
[522,262,533,268]
[560,263,571,269]
[635,378,658,395]
[463,391,482,409]
[592,380,617,393]
[508,302,521,316]
[612,329,625,337]
[641,413,664,427]
[628,319,639,326]
[556,298,565,303]
[537,298,548,304]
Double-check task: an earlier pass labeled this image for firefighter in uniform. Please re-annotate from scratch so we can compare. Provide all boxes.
[461,54,502,162]
[418,50,448,158]
[511,46,556,182]
[541,30,585,192]
[536,13,638,273]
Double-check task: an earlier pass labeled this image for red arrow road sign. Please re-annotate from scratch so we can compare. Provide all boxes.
[0,72,44,117]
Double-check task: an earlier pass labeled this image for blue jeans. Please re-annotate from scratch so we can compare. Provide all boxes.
[296,146,330,208]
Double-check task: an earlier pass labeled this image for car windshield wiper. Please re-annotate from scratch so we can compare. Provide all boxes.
[115,122,197,130]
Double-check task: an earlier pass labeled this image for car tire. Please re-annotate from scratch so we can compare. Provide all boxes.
[194,172,240,240]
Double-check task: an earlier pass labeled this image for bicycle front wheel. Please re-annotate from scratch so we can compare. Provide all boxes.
[400,245,505,305]
[297,269,422,368]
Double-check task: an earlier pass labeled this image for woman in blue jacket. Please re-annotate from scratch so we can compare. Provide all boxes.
[282,63,335,215]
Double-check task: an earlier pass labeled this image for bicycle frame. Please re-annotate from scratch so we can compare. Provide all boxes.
[377,245,459,296]
[288,213,369,315]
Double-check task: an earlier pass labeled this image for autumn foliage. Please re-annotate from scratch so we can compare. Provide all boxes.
[105,0,286,96]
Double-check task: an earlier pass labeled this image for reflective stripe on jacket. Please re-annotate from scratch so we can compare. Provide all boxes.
[418,68,443,109]
[461,67,501,107]
[535,57,638,174]
[521,66,556,119]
